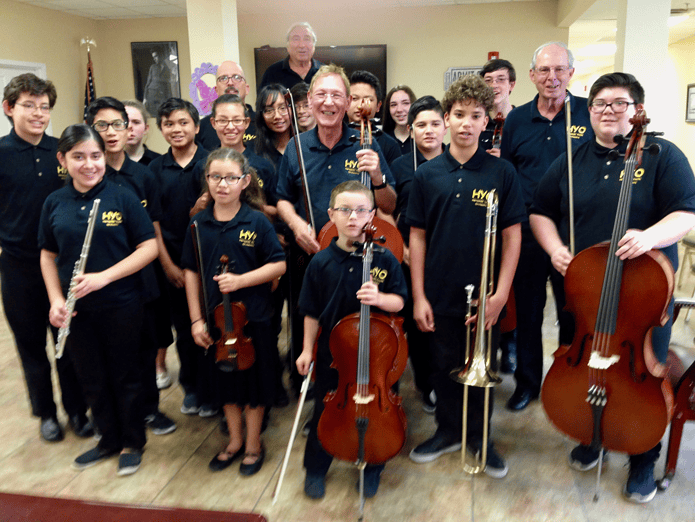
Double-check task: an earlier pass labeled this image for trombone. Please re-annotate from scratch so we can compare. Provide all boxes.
[450,189,502,474]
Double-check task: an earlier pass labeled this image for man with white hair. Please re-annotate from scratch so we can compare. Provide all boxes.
[198,60,256,150]
[259,22,322,91]
[500,42,594,412]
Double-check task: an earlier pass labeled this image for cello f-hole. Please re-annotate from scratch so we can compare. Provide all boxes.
[567,334,591,367]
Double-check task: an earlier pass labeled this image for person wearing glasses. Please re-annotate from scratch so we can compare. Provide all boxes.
[198,60,257,151]
[85,97,177,438]
[500,41,594,413]
[0,74,92,443]
[254,83,293,168]
[530,72,695,503]
[295,180,407,499]
[478,59,517,158]
[259,22,322,92]
[276,64,396,396]
[149,98,213,417]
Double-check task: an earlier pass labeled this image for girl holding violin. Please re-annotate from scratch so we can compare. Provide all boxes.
[530,73,695,503]
[182,148,286,475]
[296,181,407,500]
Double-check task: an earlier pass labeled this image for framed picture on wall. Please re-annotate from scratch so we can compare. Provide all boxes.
[687,83,695,123]
[131,41,180,117]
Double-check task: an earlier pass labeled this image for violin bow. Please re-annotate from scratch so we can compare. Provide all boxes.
[284,90,316,233]
[272,361,314,504]
[190,221,213,341]
[565,94,576,256]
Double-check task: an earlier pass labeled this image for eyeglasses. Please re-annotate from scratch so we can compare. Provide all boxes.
[331,207,373,216]
[589,100,636,114]
[207,174,246,186]
[296,102,310,112]
[214,118,247,127]
[313,92,346,102]
[534,66,570,77]
[93,120,127,132]
[16,102,52,113]
[262,105,289,116]
[484,76,510,85]
[216,74,245,84]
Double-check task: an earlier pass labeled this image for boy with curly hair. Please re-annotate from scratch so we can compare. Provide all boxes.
[406,75,526,476]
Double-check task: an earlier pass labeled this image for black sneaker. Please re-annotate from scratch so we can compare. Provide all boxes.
[72,446,119,470]
[145,411,177,435]
[69,413,94,438]
[40,417,64,442]
[568,444,607,471]
[409,432,461,464]
[484,446,508,479]
[117,450,142,476]
[304,471,326,499]
[624,460,657,503]
[180,393,199,415]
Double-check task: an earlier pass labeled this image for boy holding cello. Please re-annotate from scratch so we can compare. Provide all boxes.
[296,180,407,500]
[530,72,695,503]
[406,75,525,476]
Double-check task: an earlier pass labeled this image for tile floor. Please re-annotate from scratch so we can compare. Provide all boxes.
[0,266,693,521]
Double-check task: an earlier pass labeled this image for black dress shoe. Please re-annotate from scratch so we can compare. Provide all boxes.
[239,445,265,476]
[69,413,95,438]
[40,417,64,442]
[209,446,244,471]
[506,387,539,411]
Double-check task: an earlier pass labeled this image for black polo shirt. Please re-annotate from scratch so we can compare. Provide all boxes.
[148,145,208,264]
[259,57,322,92]
[196,105,257,151]
[0,130,67,260]
[180,203,285,322]
[391,147,443,245]
[298,238,407,357]
[384,129,413,157]
[531,137,695,271]
[375,132,402,166]
[39,179,155,311]
[405,146,526,317]
[138,145,161,167]
[276,123,395,232]
[501,92,593,209]
[106,155,161,302]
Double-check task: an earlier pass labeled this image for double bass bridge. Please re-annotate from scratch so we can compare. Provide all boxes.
[588,351,620,370]
[353,392,375,405]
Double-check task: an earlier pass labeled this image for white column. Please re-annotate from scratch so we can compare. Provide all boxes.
[615,0,671,130]
[186,0,240,74]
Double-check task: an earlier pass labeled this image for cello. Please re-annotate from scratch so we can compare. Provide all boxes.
[541,110,674,493]
[317,100,404,263]
[317,223,408,514]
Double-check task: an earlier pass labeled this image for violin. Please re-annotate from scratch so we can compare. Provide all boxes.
[317,100,405,262]
[317,224,408,488]
[491,112,504,149]
[541,110,674,459]
[211,255,255,372]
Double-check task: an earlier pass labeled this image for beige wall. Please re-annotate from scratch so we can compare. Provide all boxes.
[667,35,695,168]
[237,1,566,108]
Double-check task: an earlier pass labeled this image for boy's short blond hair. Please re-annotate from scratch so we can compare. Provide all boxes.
[442,75,494,114]
[329,180,374,209]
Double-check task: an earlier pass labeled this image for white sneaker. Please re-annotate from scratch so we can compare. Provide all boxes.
[156,371,172,389]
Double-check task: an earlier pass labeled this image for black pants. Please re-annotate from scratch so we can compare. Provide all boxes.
[68,304,146,452]
[0,252,87,420]
[400,263,432,396]
[139,301,161,418]
[513,231,573,395]
[287,242,310,391]
[430,314,499,448]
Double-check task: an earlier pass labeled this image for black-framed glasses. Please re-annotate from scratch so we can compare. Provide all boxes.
[331,207,374,216]
[589,100,636,114]
[93,120,127,132]
[207,174,246,186]
[217,74,245,84]
[214,118,247,127]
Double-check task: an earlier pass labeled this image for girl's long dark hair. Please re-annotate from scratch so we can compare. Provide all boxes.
[254,83,288,166]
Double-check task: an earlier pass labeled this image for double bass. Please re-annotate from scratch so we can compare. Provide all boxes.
[317,224,408,514]
[541,110,674,492]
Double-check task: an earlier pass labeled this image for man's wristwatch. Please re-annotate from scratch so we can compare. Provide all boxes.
[372,174,387,190]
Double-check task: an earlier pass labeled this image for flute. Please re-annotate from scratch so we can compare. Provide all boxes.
[55,198,100,359]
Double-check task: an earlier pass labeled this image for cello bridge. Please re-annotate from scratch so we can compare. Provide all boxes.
[353,393,375,405]
[588,351,620,370]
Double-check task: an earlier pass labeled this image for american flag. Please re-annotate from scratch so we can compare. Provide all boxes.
[83,51,96,122]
